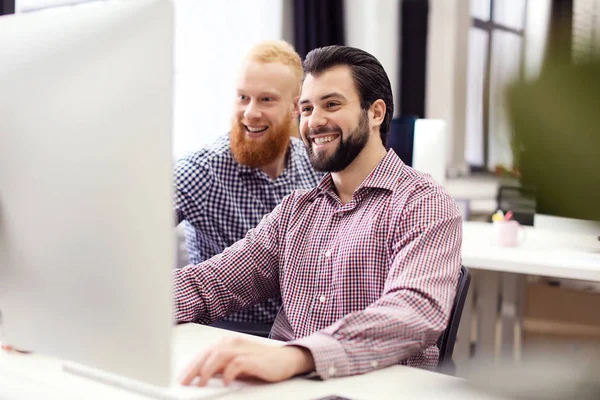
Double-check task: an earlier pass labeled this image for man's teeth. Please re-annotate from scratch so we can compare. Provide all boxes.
[313,135,338,145]
[246,126,268,133]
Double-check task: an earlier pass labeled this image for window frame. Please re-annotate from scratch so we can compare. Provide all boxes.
[470,0,528,171]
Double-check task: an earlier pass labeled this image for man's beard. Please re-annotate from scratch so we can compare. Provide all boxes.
[304,110,370,172]
[229,112,295,168]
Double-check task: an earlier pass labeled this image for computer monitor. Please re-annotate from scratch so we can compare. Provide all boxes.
[387,117,447,186]
[0,1,231,398]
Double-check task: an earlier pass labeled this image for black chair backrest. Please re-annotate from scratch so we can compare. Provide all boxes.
[495,185,537,226]
[437,265,471,373]
[387,116,417,166]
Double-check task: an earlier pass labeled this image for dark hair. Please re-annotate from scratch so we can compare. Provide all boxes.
[303,45,394,146]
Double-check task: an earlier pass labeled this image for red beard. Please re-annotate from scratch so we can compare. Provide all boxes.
[229,112,296,168]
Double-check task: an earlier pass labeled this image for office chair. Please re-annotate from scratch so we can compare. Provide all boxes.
[210,321,272,338]
[437,265,471,375]
[495,185,537,226]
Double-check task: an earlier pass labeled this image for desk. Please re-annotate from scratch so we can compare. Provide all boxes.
[0,323,501,400]
[457,221,600,372]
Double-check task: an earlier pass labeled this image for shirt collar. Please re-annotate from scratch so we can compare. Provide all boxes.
[316,149,404,196]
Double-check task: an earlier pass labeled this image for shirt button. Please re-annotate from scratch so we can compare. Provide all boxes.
[371,360,379,368]
[328,366,336,377]
[324,250,331,258]
[319,295,326,303]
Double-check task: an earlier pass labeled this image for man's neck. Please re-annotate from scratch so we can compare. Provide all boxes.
[331,138,388,205]
[260,150,288,180]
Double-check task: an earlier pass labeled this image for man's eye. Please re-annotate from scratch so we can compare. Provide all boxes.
[326,102,339,108]
[301,107,312,112]
[239,95,248,101]
[262,97,272,102]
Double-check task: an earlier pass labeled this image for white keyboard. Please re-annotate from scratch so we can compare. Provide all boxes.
[0,367,79,400]
[0,363,246,400]
[63,361,246,400]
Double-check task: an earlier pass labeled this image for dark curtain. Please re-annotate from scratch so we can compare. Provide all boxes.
[293,0,345,60]
[399,0,429,118]
[388,0,429,166]
[1,0,15,15]
[541,0,573,73]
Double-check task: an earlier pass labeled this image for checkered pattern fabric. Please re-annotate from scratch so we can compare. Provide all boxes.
[174,150,462,378]
[174,134,321,323]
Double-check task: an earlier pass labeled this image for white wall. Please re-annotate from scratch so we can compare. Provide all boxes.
[344,0,401,117]
[172,0,287,159]
[426,0,470,176]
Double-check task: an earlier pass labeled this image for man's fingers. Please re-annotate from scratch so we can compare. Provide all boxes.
[1,345,30,354]
[197,349,235,387]
[178,351,211,386]
[221,356,253,385]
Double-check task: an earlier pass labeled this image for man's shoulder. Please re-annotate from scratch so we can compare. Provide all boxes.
[289,136,304,151]
[175,135,234,173]
[279,185,321,211]
[289,137,311,164]
[392,165,457,210]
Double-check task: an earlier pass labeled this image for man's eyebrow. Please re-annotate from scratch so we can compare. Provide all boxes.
[299,92,347,105]
[320,92,347,101]
[236,90,280,98]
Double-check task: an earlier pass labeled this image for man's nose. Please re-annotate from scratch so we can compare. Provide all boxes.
[307,108,326,130]
[244,101,261,120]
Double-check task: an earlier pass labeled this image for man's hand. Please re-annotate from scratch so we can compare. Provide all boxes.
[1,343,31,353]
[178,337,315,386]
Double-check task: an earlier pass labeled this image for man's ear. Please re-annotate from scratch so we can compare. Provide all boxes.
[369,99,386,129]
[292,96,300,118]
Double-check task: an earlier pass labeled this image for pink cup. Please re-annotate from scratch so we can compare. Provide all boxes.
[492,220,526,247]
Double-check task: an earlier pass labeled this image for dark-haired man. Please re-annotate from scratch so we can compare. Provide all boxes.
[174,45,462,385]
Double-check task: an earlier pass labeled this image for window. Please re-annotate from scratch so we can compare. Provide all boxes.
[573,0,600,62]
[465,0,527,171]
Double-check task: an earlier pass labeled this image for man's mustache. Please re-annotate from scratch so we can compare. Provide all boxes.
[306,126,342,139]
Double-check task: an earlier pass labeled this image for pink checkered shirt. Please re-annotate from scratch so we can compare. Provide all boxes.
[174,150,463,379]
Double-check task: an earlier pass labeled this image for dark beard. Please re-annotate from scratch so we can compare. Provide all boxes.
[304,110,370,172]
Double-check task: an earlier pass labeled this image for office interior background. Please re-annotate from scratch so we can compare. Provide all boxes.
[2,0,600,385]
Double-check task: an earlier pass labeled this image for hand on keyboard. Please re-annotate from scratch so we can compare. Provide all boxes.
[178,336,315,387]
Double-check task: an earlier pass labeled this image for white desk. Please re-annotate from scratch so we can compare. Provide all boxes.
[463,222,600,281]
[0,323,501,400]
[457,221,600,371]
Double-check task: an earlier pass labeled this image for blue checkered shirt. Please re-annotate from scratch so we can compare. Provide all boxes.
[174,134,321,323]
